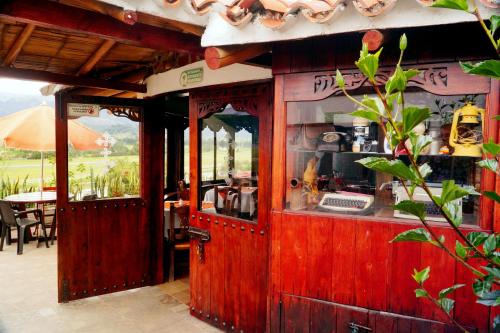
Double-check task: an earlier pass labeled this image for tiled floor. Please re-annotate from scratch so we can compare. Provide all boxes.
[0,240,221,333]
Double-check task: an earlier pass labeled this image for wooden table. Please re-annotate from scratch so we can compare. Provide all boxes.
[4,191,57,242]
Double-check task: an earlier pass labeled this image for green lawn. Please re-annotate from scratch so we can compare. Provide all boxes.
[0,155,139,188]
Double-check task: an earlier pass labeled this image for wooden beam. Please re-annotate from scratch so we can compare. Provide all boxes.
[112,91,137,98]
[58,0,137,25]
[2,23,35,67]
[0,0,202,54]
[362,30,384,51]
[0,66,146,92]
[204,44,271,69]
[77,39,116,76]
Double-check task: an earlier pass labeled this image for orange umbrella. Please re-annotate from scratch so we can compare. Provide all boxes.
[0,103,103,190]
[0,103,101,151]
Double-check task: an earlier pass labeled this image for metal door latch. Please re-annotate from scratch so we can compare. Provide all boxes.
[187,227,210,263]
[349,323,372,333]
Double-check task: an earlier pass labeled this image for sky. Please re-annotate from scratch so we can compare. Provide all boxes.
[0,78,48,96]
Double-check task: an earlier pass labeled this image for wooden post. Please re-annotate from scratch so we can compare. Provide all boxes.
[362,30,385,51]
[204,44,271,69]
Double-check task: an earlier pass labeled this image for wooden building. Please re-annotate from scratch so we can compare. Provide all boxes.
[0,0,499,332]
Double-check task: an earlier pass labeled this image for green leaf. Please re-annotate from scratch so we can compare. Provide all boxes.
[391,227,432,243]
[394,201,426,220]
[399,34,407,51]
[439,284,465,299]
[478,159,499,173]
[467,232,489,247]
[415,288,428,298]
[483,266,500,279]
[404,69,420,81]
[437,298,455,315]
[443,202,462,227]
[351,110,381,123]
[484,191,500,204]
[418,163,433,179]
[430,0,469,11]
[473,278,493,298]
[484,234,496,255]
[439,180,477,206]
[335,69,345,89]
[385,66,407,95]
[483,140,500,156]
[460,60,500,80]
[477,290,500,306]
[412,266,430,284]
[402,106,432,137]
[356,157,418,182]
[495,115,500,121]
[355,44,383,81]
[409,133,433,160]
[455,241,467,259]
[490,15,500,37]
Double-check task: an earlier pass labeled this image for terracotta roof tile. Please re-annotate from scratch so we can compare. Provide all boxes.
[158,0,500,30]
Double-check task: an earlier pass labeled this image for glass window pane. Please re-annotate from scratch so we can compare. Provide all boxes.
[184,128,190,183]
[286,93,485,225]
[199,104,259,221]
[68,108,140,200]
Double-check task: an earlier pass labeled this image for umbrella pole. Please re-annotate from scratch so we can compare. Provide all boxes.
[40,151,44,193]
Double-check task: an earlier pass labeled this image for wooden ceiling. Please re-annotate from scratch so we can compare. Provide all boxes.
[0,0,204,98]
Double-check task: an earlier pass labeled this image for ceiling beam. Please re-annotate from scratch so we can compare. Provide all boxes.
[0,66,146,93]
[0,0,203,54]
[57,0,137,25]
[77,39,116,76]
[2,23,35,67]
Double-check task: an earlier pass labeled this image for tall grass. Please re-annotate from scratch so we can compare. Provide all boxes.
[0,175,35,199]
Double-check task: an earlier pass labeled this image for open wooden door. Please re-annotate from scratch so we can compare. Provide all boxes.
[55,93,165,302]
[188,83,272,332]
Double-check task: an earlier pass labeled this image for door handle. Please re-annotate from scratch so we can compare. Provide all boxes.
[187,227,210,262]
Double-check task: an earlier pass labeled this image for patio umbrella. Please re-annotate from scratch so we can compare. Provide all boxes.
[0,103,102,191]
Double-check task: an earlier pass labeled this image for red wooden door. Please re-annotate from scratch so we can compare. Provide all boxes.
[188,83,273,332]
[55,93,164,302]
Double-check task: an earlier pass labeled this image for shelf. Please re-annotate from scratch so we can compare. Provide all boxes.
[286,148,481,159]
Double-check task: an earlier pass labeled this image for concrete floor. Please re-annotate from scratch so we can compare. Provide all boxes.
[0,240,221,333]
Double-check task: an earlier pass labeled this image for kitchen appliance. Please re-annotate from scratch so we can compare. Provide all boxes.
[449,104,485,157]
[318,191,374,214]
[394,185,462,222]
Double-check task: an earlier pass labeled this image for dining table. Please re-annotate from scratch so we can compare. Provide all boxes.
[3,191,58,243]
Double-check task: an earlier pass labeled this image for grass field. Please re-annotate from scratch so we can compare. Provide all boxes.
[0,155,139,188]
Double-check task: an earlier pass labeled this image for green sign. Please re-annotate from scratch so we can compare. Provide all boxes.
[180,67,203,87]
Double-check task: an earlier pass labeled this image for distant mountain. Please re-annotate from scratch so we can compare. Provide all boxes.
[0,92,54,117]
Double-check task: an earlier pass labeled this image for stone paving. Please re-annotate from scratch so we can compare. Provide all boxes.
[0,240,221,333]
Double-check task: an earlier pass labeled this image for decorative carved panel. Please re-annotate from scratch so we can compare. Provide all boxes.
[192,84,270,119]
[284,62,490,102]
[103,105,143,122]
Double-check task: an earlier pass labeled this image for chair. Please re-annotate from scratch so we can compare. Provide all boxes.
[214,185,238,216]
[0,201,49,255]
[167,201,190,282]
[164,180,190,202]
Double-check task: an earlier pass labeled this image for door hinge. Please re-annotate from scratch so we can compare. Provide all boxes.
[62,279,70,303]
[188,226,210,263]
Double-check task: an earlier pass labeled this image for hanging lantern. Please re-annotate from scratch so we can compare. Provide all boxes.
[449,103,485,157]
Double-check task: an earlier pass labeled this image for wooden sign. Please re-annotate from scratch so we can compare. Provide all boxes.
[68,103,100,118]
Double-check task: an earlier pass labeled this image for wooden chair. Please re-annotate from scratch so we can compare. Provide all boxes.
[164,180,190,201]
[167,202,190,282]
[0,201,49,255]
[214,185,238,216]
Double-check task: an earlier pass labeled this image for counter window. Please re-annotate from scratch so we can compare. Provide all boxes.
[199,104,259,221]
[286,93,485,225]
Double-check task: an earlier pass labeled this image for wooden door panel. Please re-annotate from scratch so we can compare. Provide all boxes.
[56,95,157,302]
[189,84,272,333]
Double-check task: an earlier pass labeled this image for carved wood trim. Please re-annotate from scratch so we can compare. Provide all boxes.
[192,84,270,119]
[283,62,491,102]
[103,105,143,122]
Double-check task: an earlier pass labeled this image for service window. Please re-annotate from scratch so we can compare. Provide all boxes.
[67,107,140,200]
[285,93,485,225]
[199,104,259,221]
